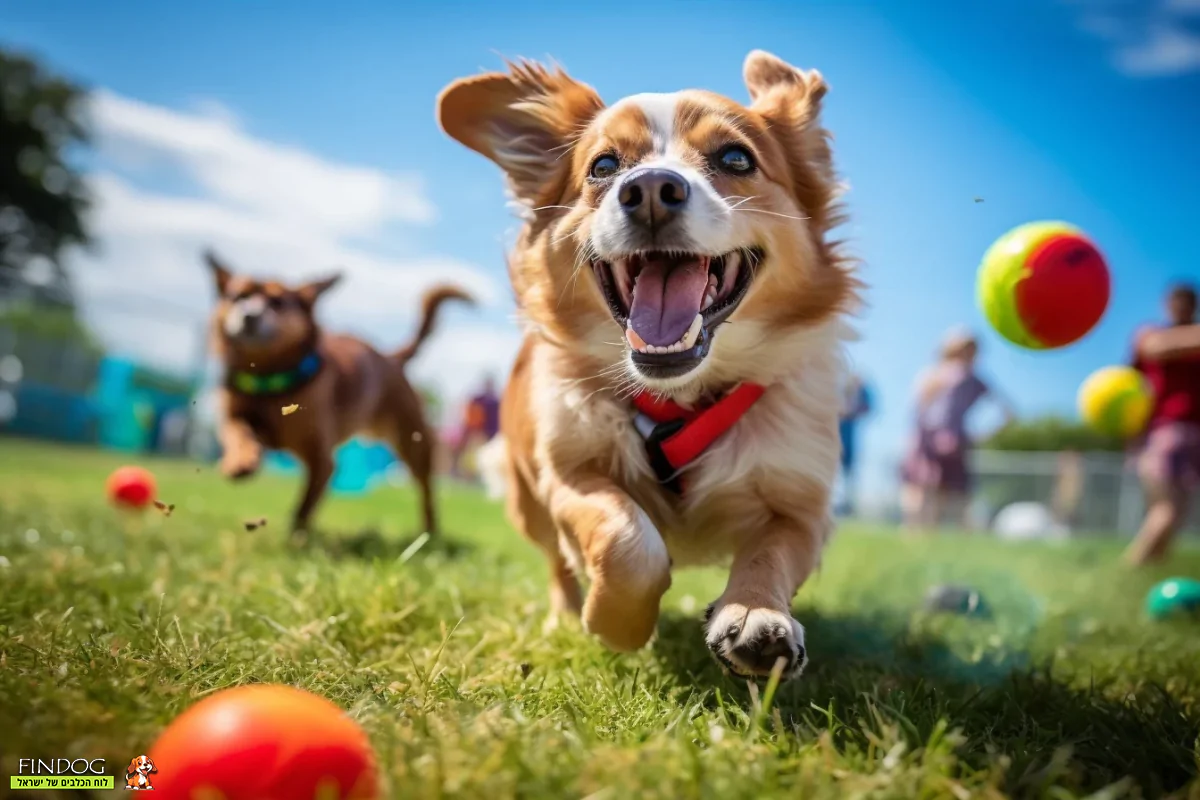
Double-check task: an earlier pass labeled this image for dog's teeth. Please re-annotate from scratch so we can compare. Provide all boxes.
[626,313,702,355]
[721,251,742,296]
[611,258,635,307]
[680,314,703,349]
[611,258,627,282]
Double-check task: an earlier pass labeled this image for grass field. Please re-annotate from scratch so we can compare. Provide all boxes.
[2,437,1199,799]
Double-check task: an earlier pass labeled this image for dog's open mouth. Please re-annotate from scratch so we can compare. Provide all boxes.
[593,248,761,378]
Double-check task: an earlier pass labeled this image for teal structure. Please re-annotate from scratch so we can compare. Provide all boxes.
[265,438,401,495]
[93,357,196,452]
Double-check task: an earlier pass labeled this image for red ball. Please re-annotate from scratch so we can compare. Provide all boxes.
[1012,231,1110,348]
[106,465,157,509]
[148,684,379,800]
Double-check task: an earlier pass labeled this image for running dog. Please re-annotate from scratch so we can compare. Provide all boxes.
[207,251,472,539]
[437,50,858,678]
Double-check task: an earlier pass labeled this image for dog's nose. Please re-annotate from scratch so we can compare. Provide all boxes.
[241,312,261,334]
[618,168,689,230]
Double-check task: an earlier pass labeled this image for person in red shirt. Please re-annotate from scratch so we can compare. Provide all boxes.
[1125,283,1200,565]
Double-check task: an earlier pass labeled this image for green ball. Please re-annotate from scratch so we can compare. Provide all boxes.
[1145,578,1200,620]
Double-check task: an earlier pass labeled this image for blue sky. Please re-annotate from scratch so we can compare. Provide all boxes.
[4,0,1199,496]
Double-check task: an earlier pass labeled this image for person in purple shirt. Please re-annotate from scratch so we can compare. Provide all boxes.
[900,327,1014,531]
[450,374,501,480]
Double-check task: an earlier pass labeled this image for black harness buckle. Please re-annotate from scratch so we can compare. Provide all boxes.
[634,413,685,494]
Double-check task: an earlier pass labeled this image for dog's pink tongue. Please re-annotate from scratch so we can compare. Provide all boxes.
[628,256,708,347]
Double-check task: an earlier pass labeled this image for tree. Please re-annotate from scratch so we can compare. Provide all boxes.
[0,49,90,309]
[982,414,1124,453]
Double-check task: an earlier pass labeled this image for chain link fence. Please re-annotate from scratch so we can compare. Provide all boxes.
[861,449,1200,538]
[0,298,209,454]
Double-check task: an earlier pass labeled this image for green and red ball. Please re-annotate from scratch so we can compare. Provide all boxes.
[977,221,1110,350]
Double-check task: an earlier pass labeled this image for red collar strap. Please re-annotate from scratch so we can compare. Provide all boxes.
[630,383,766,494]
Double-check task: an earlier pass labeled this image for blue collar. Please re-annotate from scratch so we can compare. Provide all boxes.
[228,352,322,396]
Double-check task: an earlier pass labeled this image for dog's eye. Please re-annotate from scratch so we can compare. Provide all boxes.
[716,145,755,175]
[589,154,620,180]
[266,296,283,309]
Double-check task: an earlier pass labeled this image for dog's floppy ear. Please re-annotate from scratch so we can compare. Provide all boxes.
[743,49,827,108]
[742,50,837,228]
[437,59,604,213]
[296,273,342,306]
[204,249,234,296]
[126,758,139,776]
[147,758,158,774]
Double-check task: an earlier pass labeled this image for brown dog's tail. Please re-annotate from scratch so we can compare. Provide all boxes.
[393,285,475,364]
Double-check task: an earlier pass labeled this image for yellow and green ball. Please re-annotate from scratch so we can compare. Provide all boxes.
[978,221,1111,350]
[1077,366,1154,439]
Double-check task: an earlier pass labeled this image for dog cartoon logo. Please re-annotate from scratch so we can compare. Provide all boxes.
[124,755,157,790]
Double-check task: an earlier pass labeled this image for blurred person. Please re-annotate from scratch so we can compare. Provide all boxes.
[450,374,501,480]
[1052,450,1085,529]
[836,372,872,516]
[1124,283,1200,565]
[900,327,1015,531]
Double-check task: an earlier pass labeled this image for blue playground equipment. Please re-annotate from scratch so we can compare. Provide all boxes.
[265,438,402,495]
[2,353,197,452]
[5,381,98,442]
[93,357,196,452]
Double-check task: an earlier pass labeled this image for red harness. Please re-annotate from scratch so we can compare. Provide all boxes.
[630,383,766,495]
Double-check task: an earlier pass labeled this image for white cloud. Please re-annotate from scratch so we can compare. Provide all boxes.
[1115,23,1200,75]
[68,90,520,419]
[1070,0,1200,76]
[90,90,436,233]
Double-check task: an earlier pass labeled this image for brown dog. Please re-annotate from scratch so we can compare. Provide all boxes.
[124,755,156,790]
[206,251,472,539]
[438,51,858,679]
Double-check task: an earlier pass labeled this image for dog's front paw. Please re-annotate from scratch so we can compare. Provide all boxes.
[704,602,807,680]
[220,448,262,480]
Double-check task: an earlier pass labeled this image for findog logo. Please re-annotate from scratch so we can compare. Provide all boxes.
[11,758,113,791]
[124,754,158,790]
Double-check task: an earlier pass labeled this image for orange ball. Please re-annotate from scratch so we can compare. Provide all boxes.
[149,684,378,800]
[106,465,157,509]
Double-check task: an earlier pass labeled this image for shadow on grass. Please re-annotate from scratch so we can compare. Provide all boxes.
[304,527,478,562]
[651,609,1198,797]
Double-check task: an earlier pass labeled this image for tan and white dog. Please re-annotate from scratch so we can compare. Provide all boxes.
[438,50,858,679]
[124,755,157,790]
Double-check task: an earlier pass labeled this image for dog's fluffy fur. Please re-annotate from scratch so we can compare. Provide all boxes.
[437,50,858,678]
[207,251,472,539]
